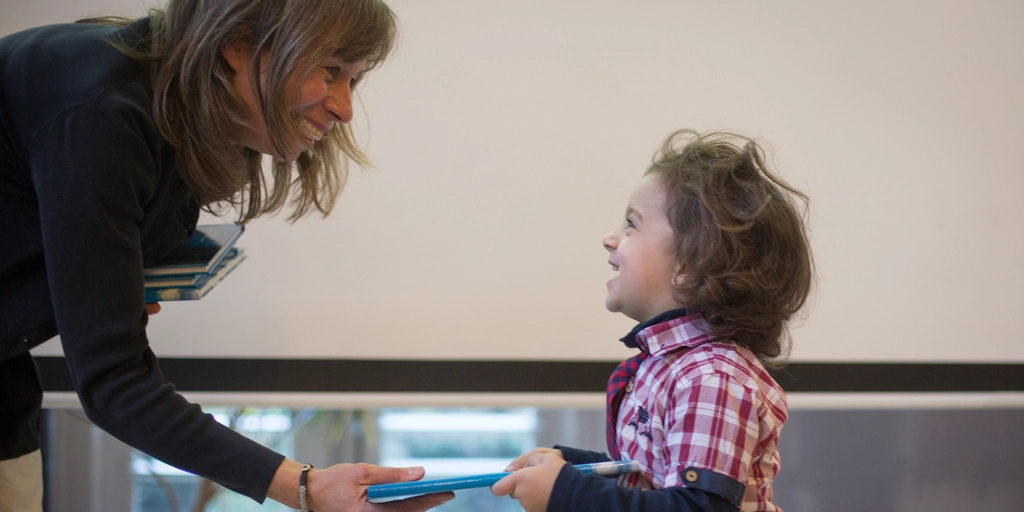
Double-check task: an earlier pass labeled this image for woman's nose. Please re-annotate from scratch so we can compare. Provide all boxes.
[325,82,354,124]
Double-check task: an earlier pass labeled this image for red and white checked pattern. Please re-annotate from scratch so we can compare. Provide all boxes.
[613,314,788,512]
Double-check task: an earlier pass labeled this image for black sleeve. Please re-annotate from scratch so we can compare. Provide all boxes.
[29,103,283,501]
[546,464,739,512]
[553,445,612,465]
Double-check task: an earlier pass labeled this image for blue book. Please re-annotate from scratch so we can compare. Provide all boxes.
[144,273,205,288]
[143,224,244,277]
[367,460,640,502]
[145,248,246,302]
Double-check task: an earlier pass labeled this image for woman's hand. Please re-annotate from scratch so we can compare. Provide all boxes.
[311,463,453,511]
[270,460,453,512]
[491,452,567,512]
[145,302,161,315]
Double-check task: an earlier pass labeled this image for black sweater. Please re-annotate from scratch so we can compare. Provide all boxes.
[0,20,283,501]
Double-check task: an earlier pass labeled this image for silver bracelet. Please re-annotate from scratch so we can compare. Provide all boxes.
[299,463,314,512]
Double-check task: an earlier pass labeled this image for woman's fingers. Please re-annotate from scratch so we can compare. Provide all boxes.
[373,492,454,511]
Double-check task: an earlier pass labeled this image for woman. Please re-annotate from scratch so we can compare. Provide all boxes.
[0,1,451,510]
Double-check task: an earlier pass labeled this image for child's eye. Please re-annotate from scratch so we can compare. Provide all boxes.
[625,218,636,230]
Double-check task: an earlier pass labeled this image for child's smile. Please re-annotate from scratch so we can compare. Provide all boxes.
[603,175,685,323]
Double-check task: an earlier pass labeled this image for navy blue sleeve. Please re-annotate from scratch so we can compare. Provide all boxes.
[546,464,739,512]
[554,445,611,465]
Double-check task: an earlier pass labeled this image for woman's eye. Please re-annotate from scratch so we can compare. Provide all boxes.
[324,66,341,79]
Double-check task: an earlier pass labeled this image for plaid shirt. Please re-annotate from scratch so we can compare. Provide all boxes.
[614,313,787,512]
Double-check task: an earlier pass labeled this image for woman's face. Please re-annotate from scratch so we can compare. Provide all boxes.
[222,42,367,162]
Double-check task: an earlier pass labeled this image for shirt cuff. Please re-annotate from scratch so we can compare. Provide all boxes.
[677,466,746,508]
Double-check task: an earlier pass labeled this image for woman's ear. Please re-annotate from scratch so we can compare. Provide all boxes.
[220,39,251,74]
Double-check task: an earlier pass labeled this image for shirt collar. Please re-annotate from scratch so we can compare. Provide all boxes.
[620,308,724,357]
[619,308,688,349]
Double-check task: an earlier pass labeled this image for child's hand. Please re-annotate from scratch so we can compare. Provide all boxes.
[491,452,566,512]
[502,447,563,472]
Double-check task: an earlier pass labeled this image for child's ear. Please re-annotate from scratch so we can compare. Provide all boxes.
[672,261,687,287]
[673,274,685,287]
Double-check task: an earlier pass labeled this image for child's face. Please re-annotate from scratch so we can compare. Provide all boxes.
[603,175,684,323]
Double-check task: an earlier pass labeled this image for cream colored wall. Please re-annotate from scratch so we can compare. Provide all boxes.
[12,1,1024,362]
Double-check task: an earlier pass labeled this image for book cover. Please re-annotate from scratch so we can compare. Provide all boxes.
[145,248,247,302]
[144,273,205,288]
[367,460,640,502]
[143,224,244,277]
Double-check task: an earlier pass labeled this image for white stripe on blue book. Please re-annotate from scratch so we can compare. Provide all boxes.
[144,247,247,302]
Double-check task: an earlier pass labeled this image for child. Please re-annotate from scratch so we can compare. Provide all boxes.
[492,130,813,512]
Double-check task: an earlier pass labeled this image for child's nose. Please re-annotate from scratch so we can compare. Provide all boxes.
[603,231,617,251]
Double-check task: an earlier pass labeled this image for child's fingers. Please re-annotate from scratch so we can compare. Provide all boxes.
[493,456,564,512]
[490,472,517,497]
[504,448,563,471]
[503,453,532,472]
[524,452,556,468]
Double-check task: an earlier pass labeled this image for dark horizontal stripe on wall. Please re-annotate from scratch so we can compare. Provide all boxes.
[769,363,1024,393]
[34,357,1024,394]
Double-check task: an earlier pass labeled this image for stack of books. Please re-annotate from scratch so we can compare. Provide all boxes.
[143,224,247,302]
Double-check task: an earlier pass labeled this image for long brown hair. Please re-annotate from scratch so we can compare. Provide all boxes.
[647,130,814,366]
[83,0,397,221]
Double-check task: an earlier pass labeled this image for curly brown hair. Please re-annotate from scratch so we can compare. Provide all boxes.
[647,130,813,366]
